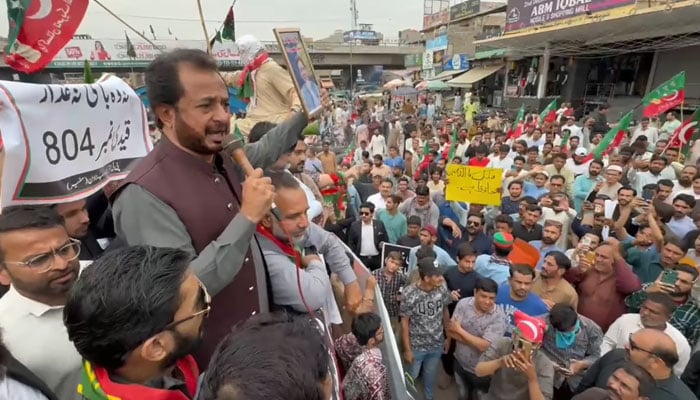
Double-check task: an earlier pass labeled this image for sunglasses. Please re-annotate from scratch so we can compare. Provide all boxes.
[360,212,371,216]
[163,280,211,331]
[467,220,481,226]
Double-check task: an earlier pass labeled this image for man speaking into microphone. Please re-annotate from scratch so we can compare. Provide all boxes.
[111,49,315,366]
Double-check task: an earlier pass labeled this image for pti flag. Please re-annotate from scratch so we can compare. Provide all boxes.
[507,104,525,139]
[4,0,90,73]
[538,99,558,125]
[584,111,633,162]
[642,71,685,118]
[668,108,700,154]
[221,6,235,41]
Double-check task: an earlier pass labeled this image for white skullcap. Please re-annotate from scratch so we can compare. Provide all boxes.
[236,34,263,65]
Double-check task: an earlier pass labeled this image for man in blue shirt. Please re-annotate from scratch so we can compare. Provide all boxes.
[573,159,605,212]
[529,221,565,270]
[496,264,549,335]
[523,170,550,199]
[408,225,457,272]
[384,145,405,171]
[475,232,514,285]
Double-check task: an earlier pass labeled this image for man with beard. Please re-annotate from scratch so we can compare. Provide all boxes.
[627,155,668,195]
[0,206,82,400]
[672,165,698,200]
[573,160,604,212]
[399,185,440,227]
[576,329,695,400]
[496,265,549,335]
[529,221,566,270]
[257,172,350,323]
[625,264,700,348]
[531,251,578,309]
[610,186,640,238]
[53,199,104,261]
[111,50,342,366]
[572,363,655,400]
[64,246,204,399]
[667,194,696,238]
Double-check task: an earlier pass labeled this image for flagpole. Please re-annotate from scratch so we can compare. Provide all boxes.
[91,0,164,53]
[196,0,212,54]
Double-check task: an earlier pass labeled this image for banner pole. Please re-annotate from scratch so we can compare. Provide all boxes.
[196,0,212,54]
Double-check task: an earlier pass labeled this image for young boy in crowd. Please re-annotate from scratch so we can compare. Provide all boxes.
[397,215,422,247]
[372,251,407,336]
[400,257,452,400]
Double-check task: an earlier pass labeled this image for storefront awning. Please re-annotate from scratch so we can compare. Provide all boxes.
[473,49,506,60]
[447,64,504,87]
[474,0,700,57]
[427,69,469,81]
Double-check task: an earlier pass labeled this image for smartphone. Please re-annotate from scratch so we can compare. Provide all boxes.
[555,364,572,375]
[661,270,679,286]
[642,188,655,202]
[580,235,592,249]
[594,203,604,214]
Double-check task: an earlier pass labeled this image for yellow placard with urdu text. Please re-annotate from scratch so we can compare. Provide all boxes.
[445,165,503,206]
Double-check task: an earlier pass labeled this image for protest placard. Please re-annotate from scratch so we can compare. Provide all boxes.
[0,76,151,207]
[380,242,412,273]
[445,164,503,206]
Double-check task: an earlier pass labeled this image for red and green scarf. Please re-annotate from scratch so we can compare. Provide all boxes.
[320,172,347,219]
[77,356,199,400]
[237,52,270,103]
[256,224,303,267]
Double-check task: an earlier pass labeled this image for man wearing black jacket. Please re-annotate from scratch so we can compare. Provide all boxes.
[348,202,388,271]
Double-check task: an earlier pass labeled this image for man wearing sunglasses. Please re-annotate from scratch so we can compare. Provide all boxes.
[0,206,83,400]
[576,329,695,400]
[64,246,207,400]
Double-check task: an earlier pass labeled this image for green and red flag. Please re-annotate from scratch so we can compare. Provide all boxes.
[4,0,90,73]
[221,6,236,41]
[667,108,700,158]
[507,104,525,139]
[125,31,136,58]
[447,125,459,160]
[538,99,558,126]
[642,71,685,118]
[584,111,633,162]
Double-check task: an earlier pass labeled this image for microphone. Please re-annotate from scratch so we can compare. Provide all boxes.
[222,135,255,177]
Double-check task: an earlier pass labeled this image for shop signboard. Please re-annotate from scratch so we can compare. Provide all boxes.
[18,38,242,68]
[422,10,450,30]
[423,50,434,69]
[343,30,379,42]
[450,0,481,21]
[444,54,470,71]
[425,35,448,51]
[505,0,637,32]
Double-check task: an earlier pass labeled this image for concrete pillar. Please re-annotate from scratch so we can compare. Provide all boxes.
[645,50,659,97]
[537,42,550,99]
[502,59,510,108]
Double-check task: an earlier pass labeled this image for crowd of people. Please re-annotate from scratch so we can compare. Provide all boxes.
[1,44,700,400]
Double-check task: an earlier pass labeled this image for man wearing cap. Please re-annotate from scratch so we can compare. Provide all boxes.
[566,148,594,177]
[475,232,515,286]
[407,225,458,272]
[400,257,452,400]
[475,310,554,400]
[524,170,551,199]
[591,165,624,201]
[573,160,605,213]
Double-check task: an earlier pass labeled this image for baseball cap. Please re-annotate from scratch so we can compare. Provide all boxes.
[513,311,546,344]
[574,148,588,157]
[534,170,549,178]
[417,257,447,276]
[607,165,623,173]
[493,232,514,249]
[421,225,438,237]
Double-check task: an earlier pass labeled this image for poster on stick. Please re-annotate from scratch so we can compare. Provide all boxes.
[0,76,151,207]
[380,242,412,273]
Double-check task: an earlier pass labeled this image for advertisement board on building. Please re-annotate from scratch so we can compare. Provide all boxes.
[422,10,450,30]
[423,51,434,69]
[444,54,470,71]
[505,0,637,32]
[343,30,379,42]
[450,0,481,21]
[405,54,421,67]
[426,35,449,51]
[38,39,241,68]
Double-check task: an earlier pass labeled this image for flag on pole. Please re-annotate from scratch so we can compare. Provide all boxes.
[83,60,94,84]
[448,125,459,160]
[583,111,633,162]
[125,32,136,58]
[209,30,222,49]
[3,0,89,73]
[560,128,571,153]
[221,6,236,41]
[538,99,558,125]
[668,108,700,158]
[507,104,525,139]
[642,71,685,118]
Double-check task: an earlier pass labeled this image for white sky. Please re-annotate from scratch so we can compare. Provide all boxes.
[1,0,424,42]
